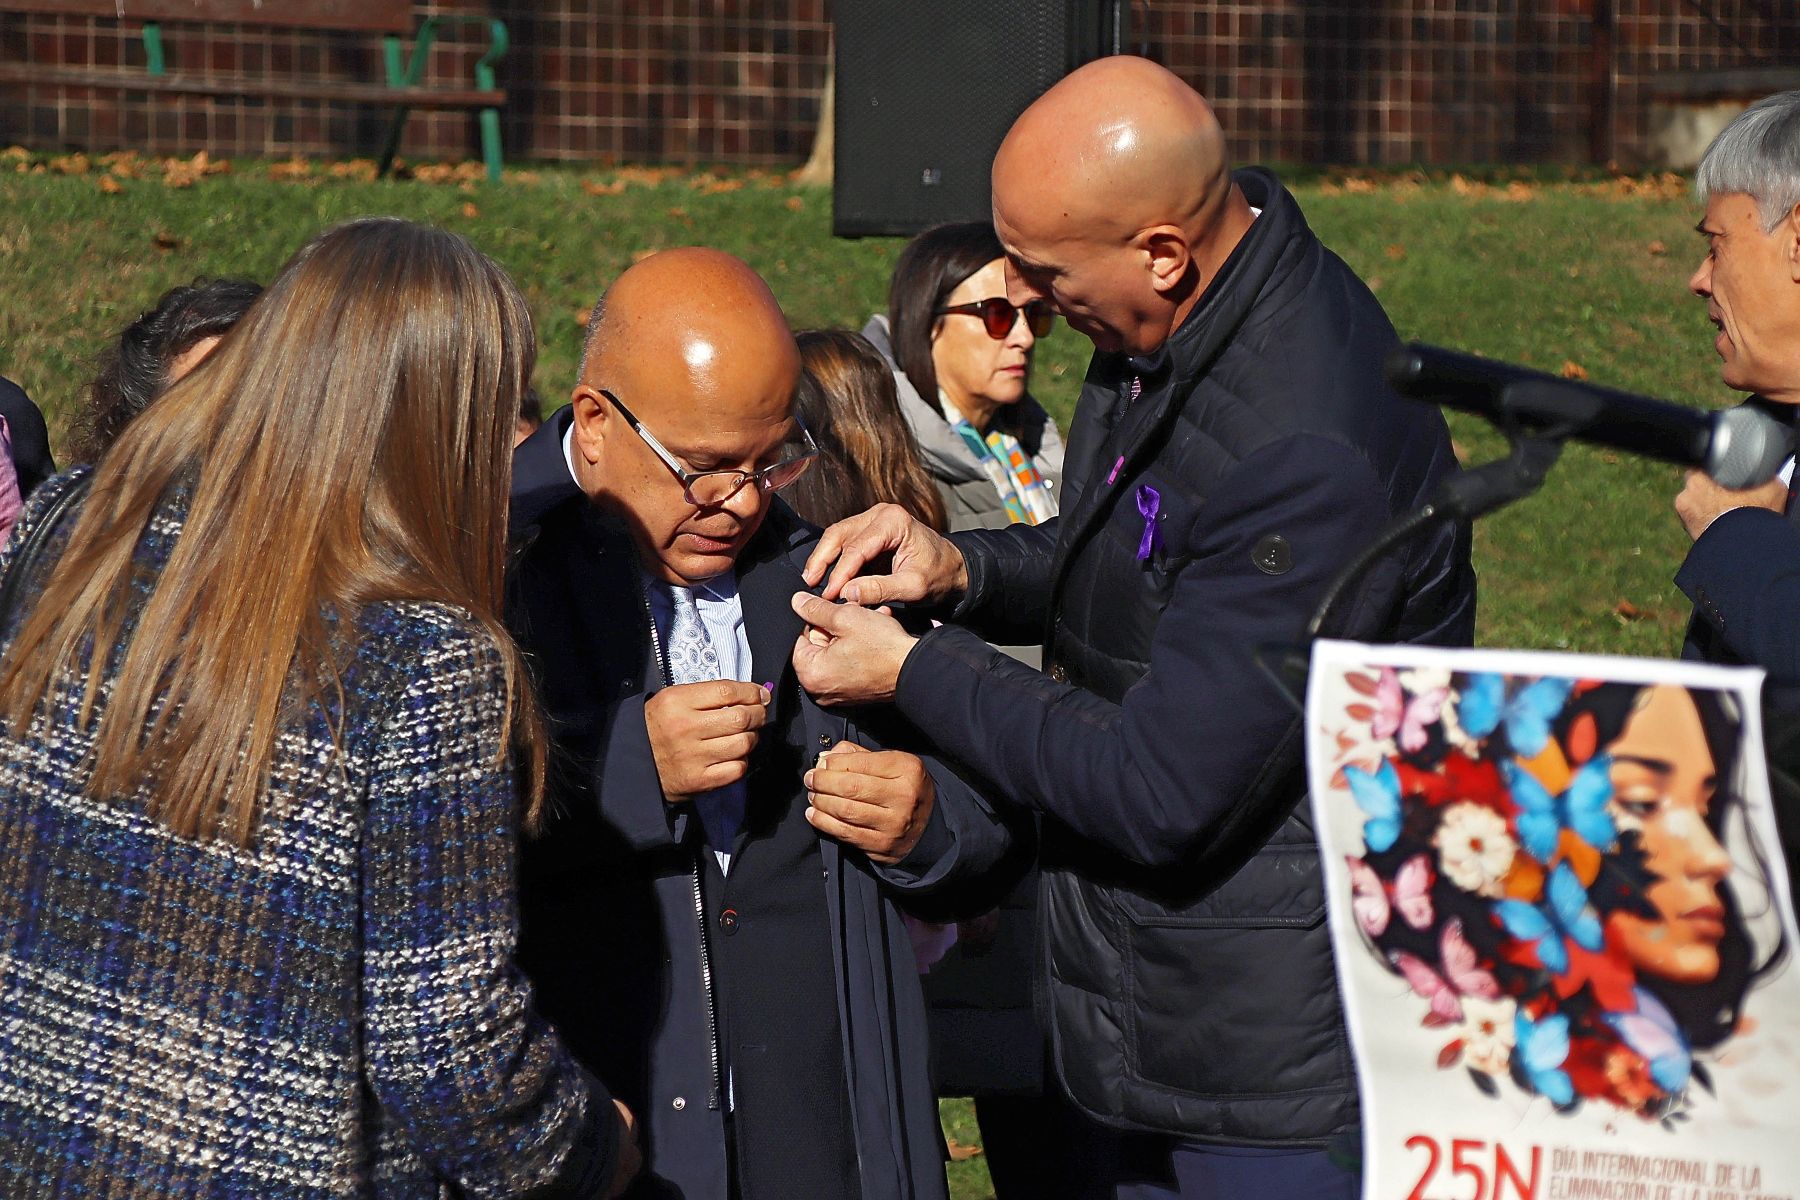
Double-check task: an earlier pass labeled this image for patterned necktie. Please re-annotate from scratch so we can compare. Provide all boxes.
[658,581,746,858]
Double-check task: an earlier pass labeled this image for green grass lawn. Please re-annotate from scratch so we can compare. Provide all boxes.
[0,155,1737,1199]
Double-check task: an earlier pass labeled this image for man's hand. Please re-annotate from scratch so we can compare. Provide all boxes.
[805,741,936,865]
[790,593,918,706]
[1675,470,1788,540]
[607,1099,643,1199]
[644,680,769,802]
[801,502,969,606]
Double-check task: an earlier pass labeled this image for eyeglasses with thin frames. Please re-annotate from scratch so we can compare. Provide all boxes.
[601,389,818,507]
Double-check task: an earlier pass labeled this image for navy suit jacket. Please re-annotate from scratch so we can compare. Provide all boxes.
[1677,499,1800,688]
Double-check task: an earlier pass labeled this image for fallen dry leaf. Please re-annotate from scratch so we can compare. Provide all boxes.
[1647,240,1668,256]
[575,307,593,326]
[328,159,379,183]
[1384,243,1406,260]
[1342,176,1378,195]
[946,1138,983,1162]
[692,176,746,195]
[49,153,90,176]
[1559,360,1588,380]
[269,156,312,181]
[1503,180,1537,202]
[1613,600,1646,622]
[97,175,122,194]
[151,230,182,252]
[785,195,805,212]
[460,201,480,218]
[581,179,626,196]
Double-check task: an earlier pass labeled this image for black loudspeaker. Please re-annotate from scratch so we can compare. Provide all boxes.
[832,1,1126,238]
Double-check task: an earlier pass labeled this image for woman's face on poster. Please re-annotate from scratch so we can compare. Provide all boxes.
[1604,685,1733,984]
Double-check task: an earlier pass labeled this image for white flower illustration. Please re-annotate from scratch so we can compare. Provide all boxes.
[1432,802,1516,897]
[1457,996,1518,1076]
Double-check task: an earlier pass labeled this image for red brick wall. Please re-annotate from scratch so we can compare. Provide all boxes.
[1,2,1790,168]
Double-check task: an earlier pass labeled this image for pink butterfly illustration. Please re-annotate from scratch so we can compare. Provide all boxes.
[1388,918,1500,1023]
[1346,853,1434,937]
[1373,667,1448,754]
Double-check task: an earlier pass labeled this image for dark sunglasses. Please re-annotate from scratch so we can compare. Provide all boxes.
[601,389,817,507]
[934,297,1055,340]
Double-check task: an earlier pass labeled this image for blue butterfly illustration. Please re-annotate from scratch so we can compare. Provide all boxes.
[1457,674,1574,757]
[1345,759,1402,853]
[1514,1010,1574,1107]
[1606,988,1693,1094]
[1504,754,1618,863]
[1495,863,1603,975]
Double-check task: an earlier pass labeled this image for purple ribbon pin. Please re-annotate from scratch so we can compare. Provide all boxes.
[1136,484,1162,562]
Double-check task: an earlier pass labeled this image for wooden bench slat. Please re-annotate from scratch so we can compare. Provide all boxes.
[0,63,502,107]
[0,0,411,34]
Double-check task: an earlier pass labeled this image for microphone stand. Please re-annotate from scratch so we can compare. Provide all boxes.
[1256,403,1571,714]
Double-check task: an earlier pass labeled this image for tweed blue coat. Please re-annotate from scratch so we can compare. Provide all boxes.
[0,470,618,1197]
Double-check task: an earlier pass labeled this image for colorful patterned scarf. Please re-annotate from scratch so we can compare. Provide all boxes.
[943,396,1058,526]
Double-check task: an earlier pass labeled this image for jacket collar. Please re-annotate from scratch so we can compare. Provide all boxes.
[511,403,583,536]
[1051,167,1304,572]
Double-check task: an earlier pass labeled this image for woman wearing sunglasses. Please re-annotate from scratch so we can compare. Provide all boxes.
[863,222,1063,534]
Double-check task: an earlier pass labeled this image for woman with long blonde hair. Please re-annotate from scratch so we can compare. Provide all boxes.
[0,218,635,1197]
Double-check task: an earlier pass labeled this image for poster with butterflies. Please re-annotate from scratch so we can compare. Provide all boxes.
[1306,641,1800,1200]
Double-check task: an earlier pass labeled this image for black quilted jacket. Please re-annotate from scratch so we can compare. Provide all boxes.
[893,167,1476,1144]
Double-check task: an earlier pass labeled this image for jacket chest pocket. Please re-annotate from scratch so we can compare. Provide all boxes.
[1105,480,1198,593]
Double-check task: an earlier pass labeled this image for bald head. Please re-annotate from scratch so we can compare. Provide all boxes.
[990,57,1250,355]
[581,247,799,418]
[996,57,1230,242]
[569,248,805,583]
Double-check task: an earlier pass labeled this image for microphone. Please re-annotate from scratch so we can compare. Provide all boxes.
[1385,343,1795,489]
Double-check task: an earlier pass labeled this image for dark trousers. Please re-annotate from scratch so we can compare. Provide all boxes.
[987,1084,1357,1200]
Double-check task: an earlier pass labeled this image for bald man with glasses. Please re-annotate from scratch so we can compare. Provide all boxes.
[504,248,1008,1200]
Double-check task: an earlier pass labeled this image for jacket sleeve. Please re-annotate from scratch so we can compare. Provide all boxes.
[945,517,1061,647]
[893,435,1401,868]
[361,622,616,1199]
[1676,505,1800,682]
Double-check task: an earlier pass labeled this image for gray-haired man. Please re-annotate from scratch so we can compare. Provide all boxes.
[1675,90,1800,685]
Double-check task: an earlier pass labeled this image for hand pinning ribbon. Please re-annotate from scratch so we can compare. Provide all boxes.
[1136,484,1162,562]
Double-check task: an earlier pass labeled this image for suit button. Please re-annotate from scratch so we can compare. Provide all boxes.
[818,733,833,747]
[719,907,739,934]
[672,1096,687,1111]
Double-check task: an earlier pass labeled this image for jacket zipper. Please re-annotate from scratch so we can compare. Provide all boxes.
[640,582,725,1112]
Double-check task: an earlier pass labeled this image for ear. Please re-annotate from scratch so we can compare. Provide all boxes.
[1785,203,1800,284]
[570,384,609,466]
[1138,225,1193,296]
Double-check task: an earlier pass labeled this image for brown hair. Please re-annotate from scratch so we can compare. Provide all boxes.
[788,329,948,532]
[0,217,543,846]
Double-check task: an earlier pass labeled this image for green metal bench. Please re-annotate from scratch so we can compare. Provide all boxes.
[0,0,509,182]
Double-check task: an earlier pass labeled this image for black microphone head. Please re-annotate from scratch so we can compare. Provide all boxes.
[1384,344,1429,394]
[1707,401,1795,489]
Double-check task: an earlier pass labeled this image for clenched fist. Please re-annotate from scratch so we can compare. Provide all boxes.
[804,741,935,865]
[644,680,770,803]
[1674,469,1788,540]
